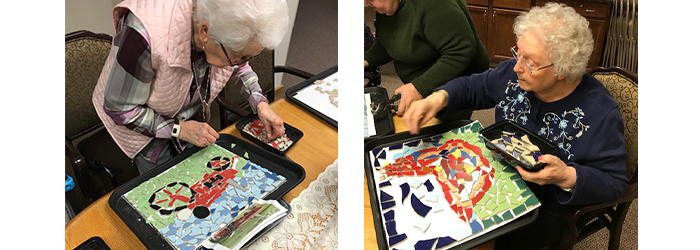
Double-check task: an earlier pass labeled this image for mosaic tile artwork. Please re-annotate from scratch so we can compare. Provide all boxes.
[293,72,339,122]
[242,119,293,151]
[313,78,339,107]
[123,144,287,250]
[365,93,377,137]
[368,121,540,250]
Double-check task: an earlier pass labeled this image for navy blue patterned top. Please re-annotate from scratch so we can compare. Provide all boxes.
[437,59,628,217]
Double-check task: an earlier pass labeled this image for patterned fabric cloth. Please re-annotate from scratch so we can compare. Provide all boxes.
[437,59,628,217]
[244,159,339,250]
[102,12,268,163]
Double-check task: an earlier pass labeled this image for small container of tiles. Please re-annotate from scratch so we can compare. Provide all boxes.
[480,120,558,171]
[236,113,303,155]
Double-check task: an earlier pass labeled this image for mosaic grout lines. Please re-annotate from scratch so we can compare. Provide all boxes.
[369,121,540,250]
[122,144,287,250]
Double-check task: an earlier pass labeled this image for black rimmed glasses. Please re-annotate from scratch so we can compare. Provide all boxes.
[220,43,253,67]
[510,46,554,73]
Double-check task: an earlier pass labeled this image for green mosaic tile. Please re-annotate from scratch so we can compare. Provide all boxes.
[484,199,498,211]
[515,179,528,190]
[501,210,514,221]
[492,200,511,215]
[505,180,517,193]
[511,188,525,199]
[482,218,495,229]
[524,194,540,207]
[496,193,507,204]
[475,205,490,219]
[507,195,522,206]
[492,214,503,224]
[512,204,527,216]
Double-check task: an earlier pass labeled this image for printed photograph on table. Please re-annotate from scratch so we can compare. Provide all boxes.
[367,121,540,250]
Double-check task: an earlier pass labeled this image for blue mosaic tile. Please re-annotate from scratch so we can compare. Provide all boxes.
[410,194,432,217]
[414,238,437,250]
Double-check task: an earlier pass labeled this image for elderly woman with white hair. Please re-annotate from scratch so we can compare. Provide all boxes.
[402,3,628,249]
[92,0,289,174]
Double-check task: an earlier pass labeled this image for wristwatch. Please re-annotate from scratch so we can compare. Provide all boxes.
[172,118,181,138]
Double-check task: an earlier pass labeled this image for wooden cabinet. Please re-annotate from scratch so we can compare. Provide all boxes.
[468,0,530,62]
[489,8,525,61]
[468,5,489,48]
[467,0,611,70]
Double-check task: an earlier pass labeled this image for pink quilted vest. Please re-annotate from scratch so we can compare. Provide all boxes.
[92,0,234,158]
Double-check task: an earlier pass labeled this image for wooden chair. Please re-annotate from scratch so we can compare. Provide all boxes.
[65,30,140,215]
[557,66,638,250]
[216,49,314,129]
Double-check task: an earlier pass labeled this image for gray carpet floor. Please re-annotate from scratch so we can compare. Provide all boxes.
[375,62,638,250]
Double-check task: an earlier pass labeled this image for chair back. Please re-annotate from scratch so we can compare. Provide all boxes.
[221,49,275,108]
[65,30,113,140]
[591,67,638,183]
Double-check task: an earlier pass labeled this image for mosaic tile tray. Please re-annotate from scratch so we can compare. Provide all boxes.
[480,120,558,172]
[235,114,303,155]
[109,134,305,250]
[285,65,339,128]
[364,86,395,140]
[364,120,540,250]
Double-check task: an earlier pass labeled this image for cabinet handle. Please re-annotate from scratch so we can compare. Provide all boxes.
[492,13,496,22]
[483,9,487,22]
[585,9,596,13]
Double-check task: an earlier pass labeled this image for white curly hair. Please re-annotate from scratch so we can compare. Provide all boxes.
[194,0,289,53]
[513,2,594,82]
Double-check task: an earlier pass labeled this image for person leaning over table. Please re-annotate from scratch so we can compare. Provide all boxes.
[402,3,628,249]
[92,0,289,174]
[363,0,490,117]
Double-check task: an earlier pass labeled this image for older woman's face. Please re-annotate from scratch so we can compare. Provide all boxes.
[365,0,400,16]
[513,31,559,94]
[206,39,264,68]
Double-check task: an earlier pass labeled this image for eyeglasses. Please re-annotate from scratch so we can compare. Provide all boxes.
[510,46,554,73]
[219,43,253,67]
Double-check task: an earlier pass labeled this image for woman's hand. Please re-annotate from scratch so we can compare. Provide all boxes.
[257,102,285,140]
[402,90,449,134]
[178,120,220,147]
[364,60,369,68]
[515,154,577,189]
[394,83,424,116]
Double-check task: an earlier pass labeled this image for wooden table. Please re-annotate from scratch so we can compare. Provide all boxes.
[363,115,495,250]
[65,98,338,250]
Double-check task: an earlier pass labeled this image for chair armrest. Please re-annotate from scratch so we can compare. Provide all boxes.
[274,66,314,79]
[66,138,88,175]
[562,182,638,232]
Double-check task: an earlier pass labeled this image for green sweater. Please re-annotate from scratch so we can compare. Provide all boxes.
[365,0,490,97]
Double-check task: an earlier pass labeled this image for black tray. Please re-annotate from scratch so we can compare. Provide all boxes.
[285,66,338,129]
[480,120,558,171]
[364,120,539,250]
[109,134,305,250]
[364,87,395,140]
[235,113,303,155]
[74,236,110,250]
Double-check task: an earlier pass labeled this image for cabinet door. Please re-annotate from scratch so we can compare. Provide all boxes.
[587,18,607,70]
[468,5,489,47]
[489,8,524,61]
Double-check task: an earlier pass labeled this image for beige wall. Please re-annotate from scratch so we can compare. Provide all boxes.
[65,0,122,35]
[64,0,299,88]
